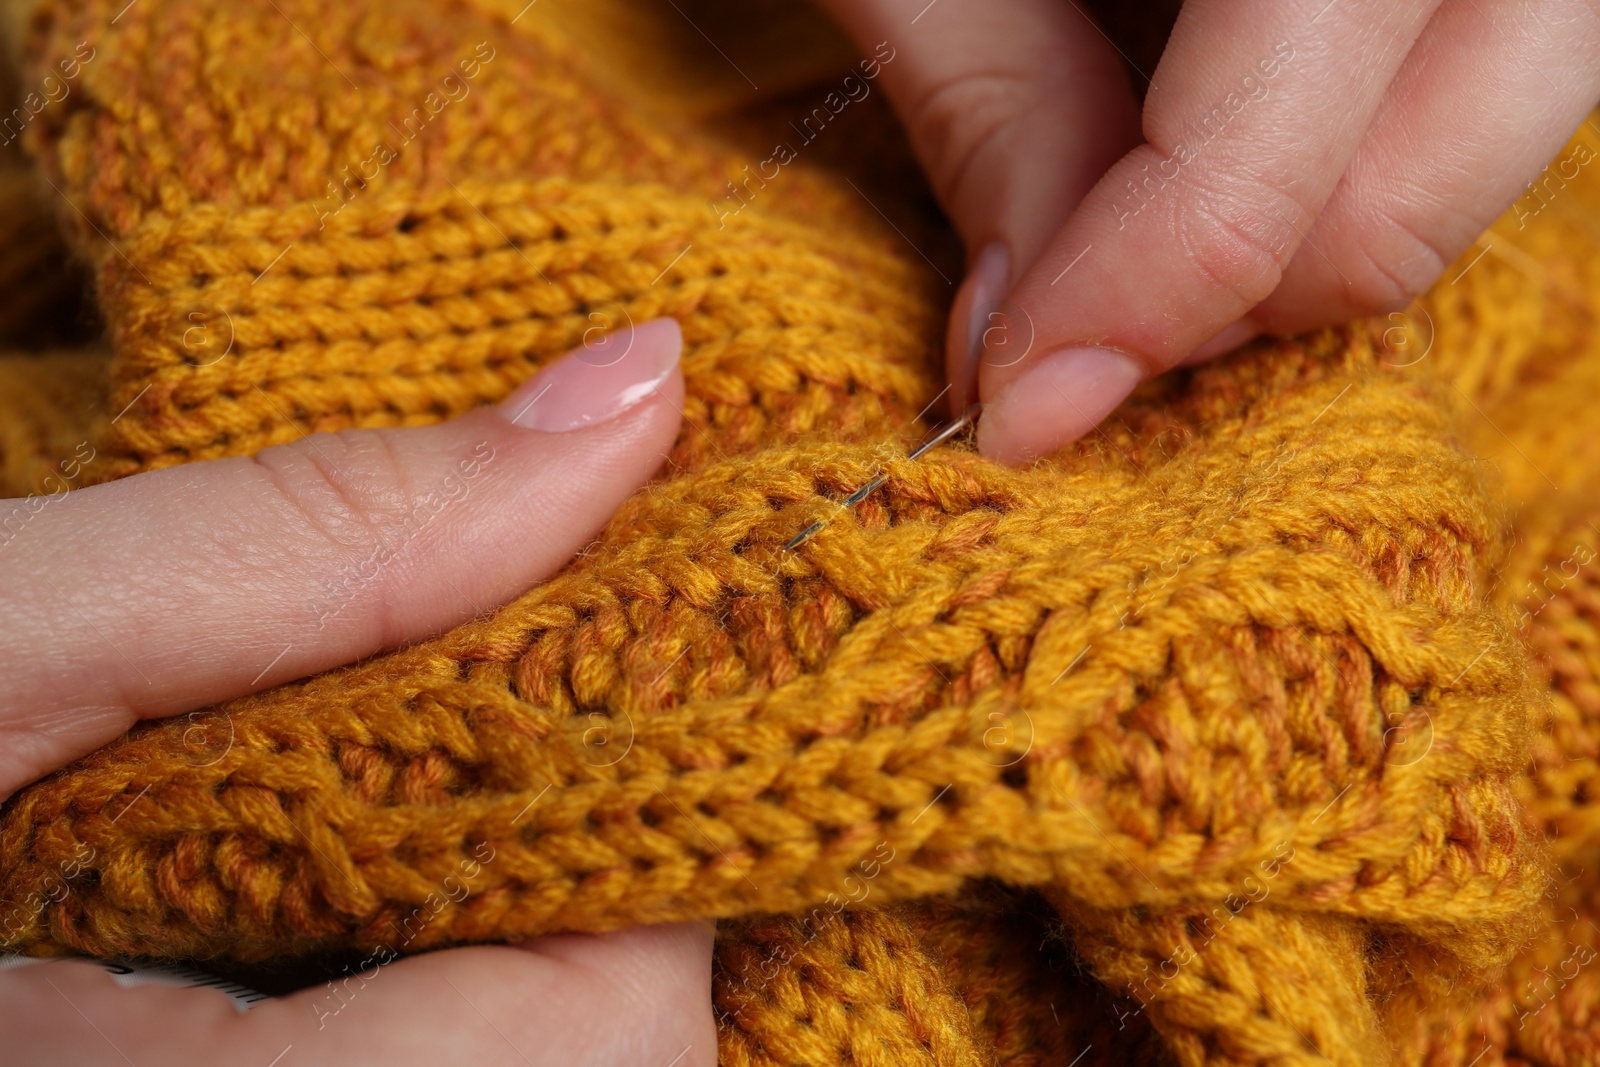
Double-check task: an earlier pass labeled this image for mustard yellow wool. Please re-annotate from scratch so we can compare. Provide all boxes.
[0,1,1598,1064]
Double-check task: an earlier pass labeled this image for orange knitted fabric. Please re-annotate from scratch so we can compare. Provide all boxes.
[1,2,1598,1065]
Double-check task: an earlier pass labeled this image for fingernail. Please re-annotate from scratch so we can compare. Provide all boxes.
[977,346,1143,465]
[503,318,682,431]
[1185,319,1258,365]
[946,242,1009,413]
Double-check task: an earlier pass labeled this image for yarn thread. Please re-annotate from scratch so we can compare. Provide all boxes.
[0,1,1598,1064]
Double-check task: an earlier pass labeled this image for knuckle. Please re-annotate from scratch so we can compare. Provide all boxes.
[907,69,1035,203]
[1341,204,1450,312]
[1172,179,1302,307]
[249,428,412,553]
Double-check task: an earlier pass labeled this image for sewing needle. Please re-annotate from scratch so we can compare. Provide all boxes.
[781,404,980,553]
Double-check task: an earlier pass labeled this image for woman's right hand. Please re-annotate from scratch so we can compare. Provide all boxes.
[814,0,1600,463]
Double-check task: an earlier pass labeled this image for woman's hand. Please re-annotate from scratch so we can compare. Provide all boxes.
[0,320,718,1066]
[815,0,1600,463]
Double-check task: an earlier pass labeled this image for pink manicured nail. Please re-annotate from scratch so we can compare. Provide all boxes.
[946,242,1009,414]
[977,346,1143,465]
[502,318,682,431]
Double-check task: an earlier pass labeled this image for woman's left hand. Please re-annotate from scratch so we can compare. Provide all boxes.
[0,320,718,1067]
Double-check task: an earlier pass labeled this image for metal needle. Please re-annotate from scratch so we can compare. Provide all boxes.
[781,404,981,553]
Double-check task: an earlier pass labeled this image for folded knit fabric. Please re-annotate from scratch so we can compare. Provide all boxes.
[1,1,1597,1064]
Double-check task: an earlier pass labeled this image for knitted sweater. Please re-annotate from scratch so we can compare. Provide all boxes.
[1,1,1598,1065]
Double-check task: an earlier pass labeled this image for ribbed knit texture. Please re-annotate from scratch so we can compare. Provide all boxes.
[0,1,1597,1064]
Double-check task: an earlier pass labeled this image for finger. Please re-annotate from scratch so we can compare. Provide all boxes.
[1248,0,1600,334]
[0,319,685,796]
[974,0,1446,464]
[1,921,716,1066]
[810,0,1142,410]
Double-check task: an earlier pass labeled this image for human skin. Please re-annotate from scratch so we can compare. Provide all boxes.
[0,321,718,1067]
[811,0,1600,463]
[7,3,1599,1055]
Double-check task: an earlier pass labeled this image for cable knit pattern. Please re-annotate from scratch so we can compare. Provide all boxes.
[0,0,1597,1064]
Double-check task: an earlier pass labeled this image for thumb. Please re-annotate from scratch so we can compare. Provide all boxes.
[811,0,1142,409]
[0,318,685,796]
[3,921,718,1067]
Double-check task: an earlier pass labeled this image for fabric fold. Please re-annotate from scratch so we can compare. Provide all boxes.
[2,1,1598,1064]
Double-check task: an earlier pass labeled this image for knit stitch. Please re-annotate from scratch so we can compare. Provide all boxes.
[0,1,1597,1065]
